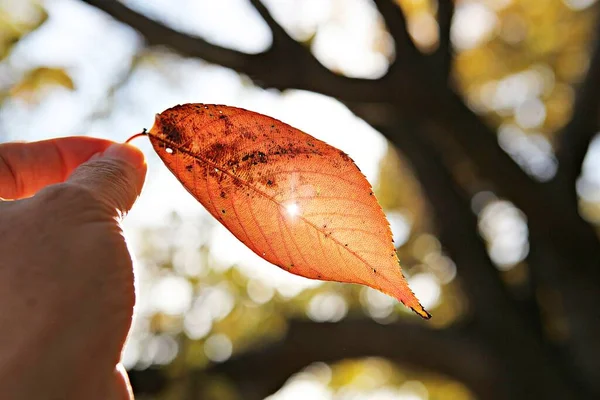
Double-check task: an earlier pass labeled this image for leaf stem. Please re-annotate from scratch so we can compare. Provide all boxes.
[125,128,148,144]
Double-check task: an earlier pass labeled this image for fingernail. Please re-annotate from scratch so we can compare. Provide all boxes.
[102,143,146,169]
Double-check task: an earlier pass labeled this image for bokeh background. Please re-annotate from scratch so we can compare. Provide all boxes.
[2,0,600,399]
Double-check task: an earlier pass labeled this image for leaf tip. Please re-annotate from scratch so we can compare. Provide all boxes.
[413,306,432,320]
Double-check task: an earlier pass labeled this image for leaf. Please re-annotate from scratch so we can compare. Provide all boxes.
[0,4,48,61]
[10,67,75,103]
[144,104,430,319]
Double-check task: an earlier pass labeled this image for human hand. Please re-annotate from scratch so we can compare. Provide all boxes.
[0,137,146,399]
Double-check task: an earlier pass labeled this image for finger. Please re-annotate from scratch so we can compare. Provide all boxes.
[0,137,114,200]
[111,364,134,400]
[66,143,147,218]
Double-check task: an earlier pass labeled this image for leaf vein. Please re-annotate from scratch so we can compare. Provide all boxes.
[150,134,392,275]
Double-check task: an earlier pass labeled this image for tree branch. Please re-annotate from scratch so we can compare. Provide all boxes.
[525,230,600,397]
[432,0,455,80]
[556,15,600,196]
[347,104,517,318]
[79,0,557,233]
[347,104,581,399]
[429,89,600,268]
[538,15,600,394]
[372,0,420,59]
[247,0,290,43]
[360,101,600,396]
[202,318,503,400]
[79,0,414,104]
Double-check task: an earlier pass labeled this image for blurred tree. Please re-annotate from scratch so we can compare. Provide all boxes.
[3,0,600,399]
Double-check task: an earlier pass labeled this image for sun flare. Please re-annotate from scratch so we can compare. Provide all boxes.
[285,202,300,218]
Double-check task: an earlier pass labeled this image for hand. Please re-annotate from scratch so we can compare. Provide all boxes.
[0,137,147,399]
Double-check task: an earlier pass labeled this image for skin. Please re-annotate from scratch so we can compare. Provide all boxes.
[0,137,147,400]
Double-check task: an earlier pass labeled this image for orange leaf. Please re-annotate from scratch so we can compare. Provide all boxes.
[145,104,430,319]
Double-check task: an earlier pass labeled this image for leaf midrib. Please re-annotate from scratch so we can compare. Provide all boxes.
[150,133,395,287]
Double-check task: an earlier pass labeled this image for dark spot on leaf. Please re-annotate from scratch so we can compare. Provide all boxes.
[160,120,182,143]
[185,165,193,172]
[267,180,273,186]
[220,191,226,198]
[221,115,234,135]
[247,151,268,165]
[240,128,257,140]
[221,209,226,214]
[207,142,227,161]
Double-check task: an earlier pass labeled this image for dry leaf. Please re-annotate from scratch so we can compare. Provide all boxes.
[139,104,430,319]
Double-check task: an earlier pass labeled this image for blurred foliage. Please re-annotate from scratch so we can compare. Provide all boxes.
[0,0,47,61]
[0,0,50,105]
[395,0,598,185]
[0,0,74,108]
[451,0,597,140]
[10,66,74,102]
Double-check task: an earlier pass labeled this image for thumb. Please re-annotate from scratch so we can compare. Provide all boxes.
[67,143,147,218]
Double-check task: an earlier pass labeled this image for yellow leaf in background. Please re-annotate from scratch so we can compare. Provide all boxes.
[0,3,48,61]
[10,67,75,103]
